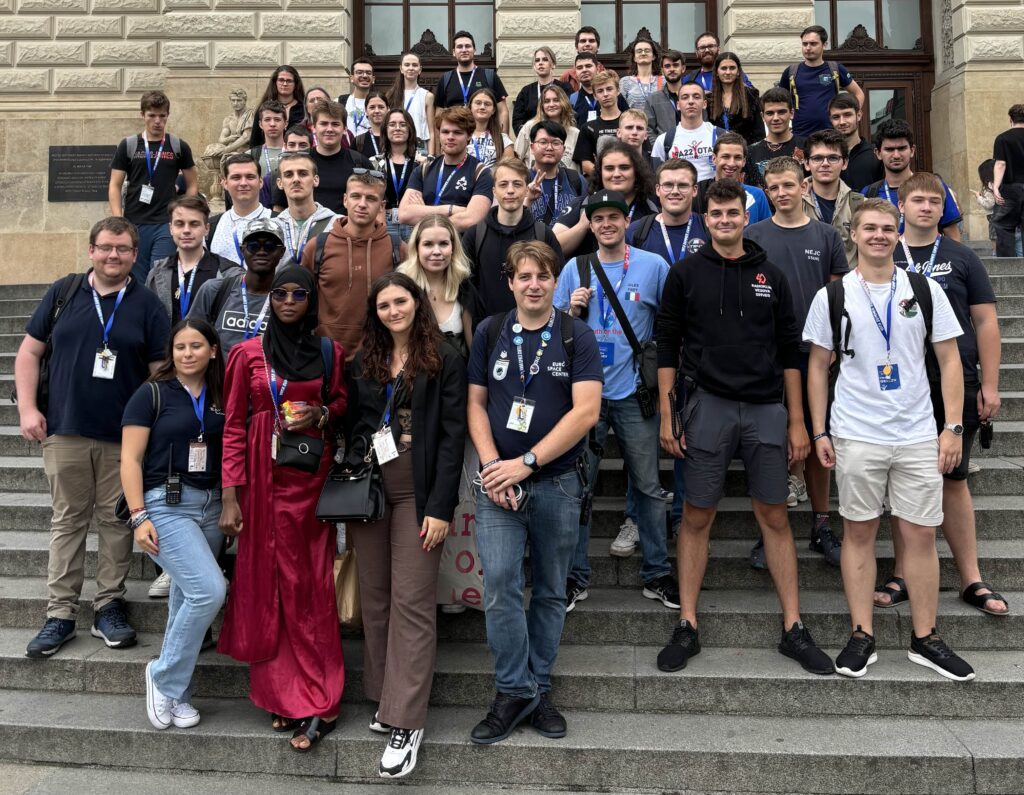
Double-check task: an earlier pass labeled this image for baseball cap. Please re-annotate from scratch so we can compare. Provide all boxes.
[584,190,629,218]
[242,218,284,242]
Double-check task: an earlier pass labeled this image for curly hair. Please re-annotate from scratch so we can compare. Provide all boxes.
[588,140,656,205]
[534,85,577,129]
[361,272,444,385]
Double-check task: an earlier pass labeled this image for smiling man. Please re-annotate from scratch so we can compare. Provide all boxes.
[207,153,272,266]
[434,31,510,132]
[651,82,726,181]
[693,133,771,225]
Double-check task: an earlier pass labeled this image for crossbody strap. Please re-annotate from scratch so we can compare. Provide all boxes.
[589,253,643,358]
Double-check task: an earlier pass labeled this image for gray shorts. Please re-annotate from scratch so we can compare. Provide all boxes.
[682,390,790,507]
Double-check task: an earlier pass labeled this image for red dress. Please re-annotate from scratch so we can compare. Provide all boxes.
[218,337,348,720]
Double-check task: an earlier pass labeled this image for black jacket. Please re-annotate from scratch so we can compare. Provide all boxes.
[842,138,884,192]
[709,87,765,146]
[656,239,800,403]
[512,79,572,134]
[344,344,468,524]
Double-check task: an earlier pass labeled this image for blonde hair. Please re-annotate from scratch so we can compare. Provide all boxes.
[399,216,472,303]
[619,108,647,127]
[591,70,620,90]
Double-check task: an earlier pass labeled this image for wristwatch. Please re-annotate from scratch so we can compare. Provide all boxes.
[944,423,965,436]
[522,451,541,472]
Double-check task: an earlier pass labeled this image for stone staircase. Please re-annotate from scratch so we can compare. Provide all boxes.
[0,264,1023,794]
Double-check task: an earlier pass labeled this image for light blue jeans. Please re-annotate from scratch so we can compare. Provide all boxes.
[145,484,225,702]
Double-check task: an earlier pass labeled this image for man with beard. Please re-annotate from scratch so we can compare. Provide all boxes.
[682,32,754,94]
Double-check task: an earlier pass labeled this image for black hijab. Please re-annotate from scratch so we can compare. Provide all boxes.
[262,265,324,381]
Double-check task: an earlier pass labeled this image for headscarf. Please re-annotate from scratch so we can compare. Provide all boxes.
[262,265,324,381]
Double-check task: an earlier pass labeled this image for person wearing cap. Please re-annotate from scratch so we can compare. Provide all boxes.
[553,190,677,613]
[188,217,285,354]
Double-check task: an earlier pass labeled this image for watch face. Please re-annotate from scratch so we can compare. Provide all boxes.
[524,452,537,467]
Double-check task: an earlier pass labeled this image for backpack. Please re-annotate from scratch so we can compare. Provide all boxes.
[438,68,497,103]
[312,229,400,277]
[785,62,842,110]
[473,218,548,266]
[124,133,182,162]
[864,180,887,200]
[629,214,659,249]
[484,310,576,369]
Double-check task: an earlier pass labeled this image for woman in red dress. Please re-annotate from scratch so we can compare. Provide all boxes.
[218,264,348,751]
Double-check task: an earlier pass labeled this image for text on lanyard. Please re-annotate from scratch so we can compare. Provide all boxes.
[595,247,631,329]
[433,156,468,205]
[239,278,271,339]
[900,234,942,277]
[472,133,491,162]
[177,262,197,317]
[855,267,897,359]
[458,67,478,105]
[512,310,556,393]
[659,216,693,263]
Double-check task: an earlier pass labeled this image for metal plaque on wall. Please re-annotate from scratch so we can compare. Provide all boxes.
[48,146,116,202]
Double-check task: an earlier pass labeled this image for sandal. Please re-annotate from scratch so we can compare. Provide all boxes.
[290,716,337,753]
[271,713,302,733]
[873,576,909,608]
[961,581,1010,616]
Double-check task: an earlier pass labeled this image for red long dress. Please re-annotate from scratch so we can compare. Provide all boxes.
[218,337,348,720]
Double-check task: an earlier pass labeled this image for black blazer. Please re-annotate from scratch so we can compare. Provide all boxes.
[344,343,468,524]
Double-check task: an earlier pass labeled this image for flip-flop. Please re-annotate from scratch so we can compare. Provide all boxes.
[290,716,337,752]
[961,581,1010,616]
[271,713,302,733]
[873,576,909,608]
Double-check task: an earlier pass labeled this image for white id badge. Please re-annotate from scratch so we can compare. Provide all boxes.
[271,431,278,461]
[587,110,598,123]
[188,441,208,473]
[139,184,155,204]
[372,426,399,464]
[92,348,117,379]
[506,397,536,433]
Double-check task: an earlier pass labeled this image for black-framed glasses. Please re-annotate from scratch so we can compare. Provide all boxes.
[244,239,284,254]
[352,168,386,182]
[808,154,843,164]
[271,288,310,302]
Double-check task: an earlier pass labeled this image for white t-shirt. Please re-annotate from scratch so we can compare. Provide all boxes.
[652,122,716,181]
[345,95,369,137]
[803,268,962,445]
[404,87,431,143]
[209,206,273,265]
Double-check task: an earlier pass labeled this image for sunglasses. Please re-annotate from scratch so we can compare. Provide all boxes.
[352,167,386,182]
[244,239,284,254]
[270,288,310,302]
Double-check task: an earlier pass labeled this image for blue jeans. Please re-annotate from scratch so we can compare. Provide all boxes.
[133,222,175,283]
[475,470,583,697]
[145,484,226,702]
[385,212,412,253]
[570,396,671,587]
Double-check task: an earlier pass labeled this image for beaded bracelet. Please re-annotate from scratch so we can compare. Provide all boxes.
[129,512,150,530]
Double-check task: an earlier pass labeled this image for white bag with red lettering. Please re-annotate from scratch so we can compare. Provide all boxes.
[437,445,484,611]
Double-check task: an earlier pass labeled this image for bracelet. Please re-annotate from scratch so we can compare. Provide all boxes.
[812,432,829,442]
[129,507,146,515]
[480,458,501,471]
[129,511,150,530]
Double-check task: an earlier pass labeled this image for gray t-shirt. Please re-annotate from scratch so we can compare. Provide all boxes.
[187,273,271,354]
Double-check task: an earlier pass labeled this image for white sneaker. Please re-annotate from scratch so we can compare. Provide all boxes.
[148,571,171,599]
[609,518,639,558]
[379,727,423,779]
[171,700,200,728]
[967,460,981,475]
[440,603,467,614]
[145,661,173,730]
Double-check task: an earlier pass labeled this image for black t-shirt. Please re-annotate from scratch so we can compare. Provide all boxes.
[746,136,806,189]
[407,155,494,207]
[110,135,196,226]
[573,116,622,166]
[26,275,170,443]
[122,379,226,490]
[842,138,884,192]
[812,192,837,225]
[994,127,1024,185]
[383,158,416,209]
[271,148,372,215]
[356,132,383,160]
[434,67,509,108]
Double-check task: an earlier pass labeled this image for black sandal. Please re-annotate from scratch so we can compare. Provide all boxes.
[874,576,909,608]
[271,713,302,733]
[961,581,1010,616]
[290,716,337,752]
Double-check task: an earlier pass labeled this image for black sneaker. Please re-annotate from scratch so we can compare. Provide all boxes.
[565,579,588,614]
[908,629,976,682]
[779,621,835,675]
[749,539,767,570]
[642,574,681,609]
[530,692,567,738]
[835,626,878,678]
[809,526,842,567]
[470,692,541,745]
[656,619,701,672]
[25,617,76,659]
[90,599,137,649]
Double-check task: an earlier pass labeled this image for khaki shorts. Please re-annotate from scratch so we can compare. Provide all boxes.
[833,437,943,527]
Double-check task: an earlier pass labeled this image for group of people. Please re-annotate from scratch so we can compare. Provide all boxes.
[13,26,1015,781]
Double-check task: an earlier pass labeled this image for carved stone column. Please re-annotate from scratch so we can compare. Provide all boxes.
[494,0,581,98]
[720,0,814,86]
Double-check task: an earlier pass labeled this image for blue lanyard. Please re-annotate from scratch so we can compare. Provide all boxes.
[901,235,942,277]
[269,367,288,411]
[183,383,206,439]
[177,262,196,317]
[432,156,467,205]
[513,310,555,392]
[855,268,897,356]
[240,279,270,339]
[231,222,244,264]
[583,92,597,111]
[389,160,411,199]
[537,171,566,221]
[405,92,416,112]
[142,136,166,184]
[91,281,127,348]
[352,107,367,133]
[595,247,631,329]
[260,145,271,177]
[370,134,380,157]
[659,217,692,262]
[284,216,314,264]
[458,67,477,105]
[472,133,491,162]
[722,111,730,131]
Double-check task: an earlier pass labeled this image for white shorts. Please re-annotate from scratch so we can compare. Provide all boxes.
[833,437,943,527]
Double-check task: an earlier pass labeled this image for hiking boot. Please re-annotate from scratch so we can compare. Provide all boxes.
[25,617,76,659]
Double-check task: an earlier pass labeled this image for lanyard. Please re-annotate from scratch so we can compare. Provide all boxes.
[389,159,411,199]
[472,133,491,162]
[381,369,404,426]
[267,364,288,431]
[284,215,314,264]
[260,145,271,178]
[627,200,637,224]
[370,134,380,157]
[230,216,245,264]
[583,92,597,111]
[432,156,468,205]
[91,281,127,349]
[538,171,563,221]
[142,136,166,184]
[855,268,897,358]
[812,191,823,219]
[637,76,658,100]
[177,261,197,317]
[240,279,271,339]
[458,67,478,105]
[513,310,555,393]
[900,235,942,277]
[595,247,631,329]
[182,383,206,439]
[404,91,416,112]
[352,107,367,133]
[659,217,693,263]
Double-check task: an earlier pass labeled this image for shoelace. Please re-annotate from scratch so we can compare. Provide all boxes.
[845,633,874,656]
[918,634,956,659]
[99,607,130,631]
[37,618,67,640]
[669,623,696,647]
[389,727,411,748]
[785,625,814,652]
[817,526,842,548]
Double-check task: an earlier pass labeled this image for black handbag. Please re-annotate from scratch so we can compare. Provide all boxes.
[276,430,325,474]
[316,459,385,522]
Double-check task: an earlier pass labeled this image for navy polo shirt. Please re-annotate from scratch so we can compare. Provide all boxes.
[122,379,226,490]
[467,312,603,476]
[26,274,170,443]
[407,155,494,207]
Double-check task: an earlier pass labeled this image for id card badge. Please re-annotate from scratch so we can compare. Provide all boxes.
[188,441,208,473]
[506,397,536,433]
[372,426,399,464]
[587,110,598,123]
[139,184,155,205]
[598,341,615,367]
[271,431,278,461]
[877,360,901,391]
[92,348,117,379]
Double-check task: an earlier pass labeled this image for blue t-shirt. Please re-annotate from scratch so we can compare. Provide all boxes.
[407,155,494,207]
[863,179,963,232]
[467,311,603,476]
[121,379,226,490]
[554,247,668,400]
[627,215,709,263]
[26,275,170,443]
[780,62,854,137]
[812,192,837,225]
[743,185,772,225]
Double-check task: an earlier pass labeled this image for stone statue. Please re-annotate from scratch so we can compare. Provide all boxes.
[200,89,254,204]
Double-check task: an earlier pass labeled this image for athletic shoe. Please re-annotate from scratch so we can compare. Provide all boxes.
[789,475,808,503]
[967,460,981,475]
[145,660,173,729]
[609,518,639,557]
[565,579,588,614]
[440,604,467,614]
[642,574,681,609]
[809,525,843,567]
[470,693,541,745]
[786,481,799,507]
[656,619,701,672]
[835,627,878,678]
[530,692,567,738]
[25,617,76,659]
[171,700,201,728]
[148,571,171,599]
[369,711,393,734]
[749,539,767,570]
[658,488,673,502]
[91,599,137,649]
[379,727,423,779]
[778,622,835,675]
[908,629,976,681]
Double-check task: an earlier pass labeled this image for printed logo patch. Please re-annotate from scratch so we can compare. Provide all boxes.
[751,274,773,299]
[898,298,919,318]
[455,176,468,191]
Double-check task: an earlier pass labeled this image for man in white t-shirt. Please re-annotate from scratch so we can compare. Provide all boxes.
[804,198,975,682]
[650,82,725,181]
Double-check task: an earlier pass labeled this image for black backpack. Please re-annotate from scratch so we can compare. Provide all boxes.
[484,310,576,368]
[438,68,497,104]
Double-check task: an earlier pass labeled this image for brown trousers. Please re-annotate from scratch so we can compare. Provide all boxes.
[348,448,442,730]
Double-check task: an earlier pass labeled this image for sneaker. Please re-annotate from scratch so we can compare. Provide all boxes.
[370,711,393,734]
[90,599,137,649]
[908,629,976,682]
[609,518,640,558]
[786,479,799,508]
[440,603,467,614]
[565,579,588,614]
[642,574,681,609]
[148,571,171,599]
[967,460,981,475]
[809,525,843,567]
[658,488,673,502]
[778,622,835,675]
[379,727,423,779]
[835,627,878,678]
[470,692,541,745]
[749,538,767,570]
[145,660,173,729]
[25,617,76,659]
[530,692,567,738]
[789,475,808,503]
[200,627,216,652]
[171,700,201,728]
[656,619,701,672]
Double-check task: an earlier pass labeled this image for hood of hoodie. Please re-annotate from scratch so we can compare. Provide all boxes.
[483,207,539,237]
[277,203,337,227]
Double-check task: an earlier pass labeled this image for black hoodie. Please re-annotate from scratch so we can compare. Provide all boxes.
[656,239,800,403]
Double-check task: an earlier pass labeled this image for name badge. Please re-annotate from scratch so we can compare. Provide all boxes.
[139,184,155,205]
[271,431,278,461]
[188,441,208,473]
[93,348,117,379]
[877,360,901,391]
[506,397,536,434]
[586,110,598,123]
[372,426,399,464]
[598,341,615,367]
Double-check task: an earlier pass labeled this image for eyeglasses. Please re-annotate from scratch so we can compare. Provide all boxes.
[808,154,843,164]
[696,44,718,51]
[352,168,386,182]
[243,239,284,254]
[532,139,564,148]
[659,182,694,192]
[271,288,310,302]
[94,244,135,255]
[353,70,374,77]
[276,77,295,84]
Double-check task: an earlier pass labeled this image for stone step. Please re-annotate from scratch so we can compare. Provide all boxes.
[0,299,47,318]
[992,295,1024,315]
[0,317,30,334]
[981,256,1024,275]
[1001,315,1024,337]
[0,689,1017,794]
[988,275,1024,294]
[0,285,49,300]
[1003,337,1024,364]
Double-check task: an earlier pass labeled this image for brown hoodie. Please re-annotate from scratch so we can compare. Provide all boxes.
[300,216,396,361]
